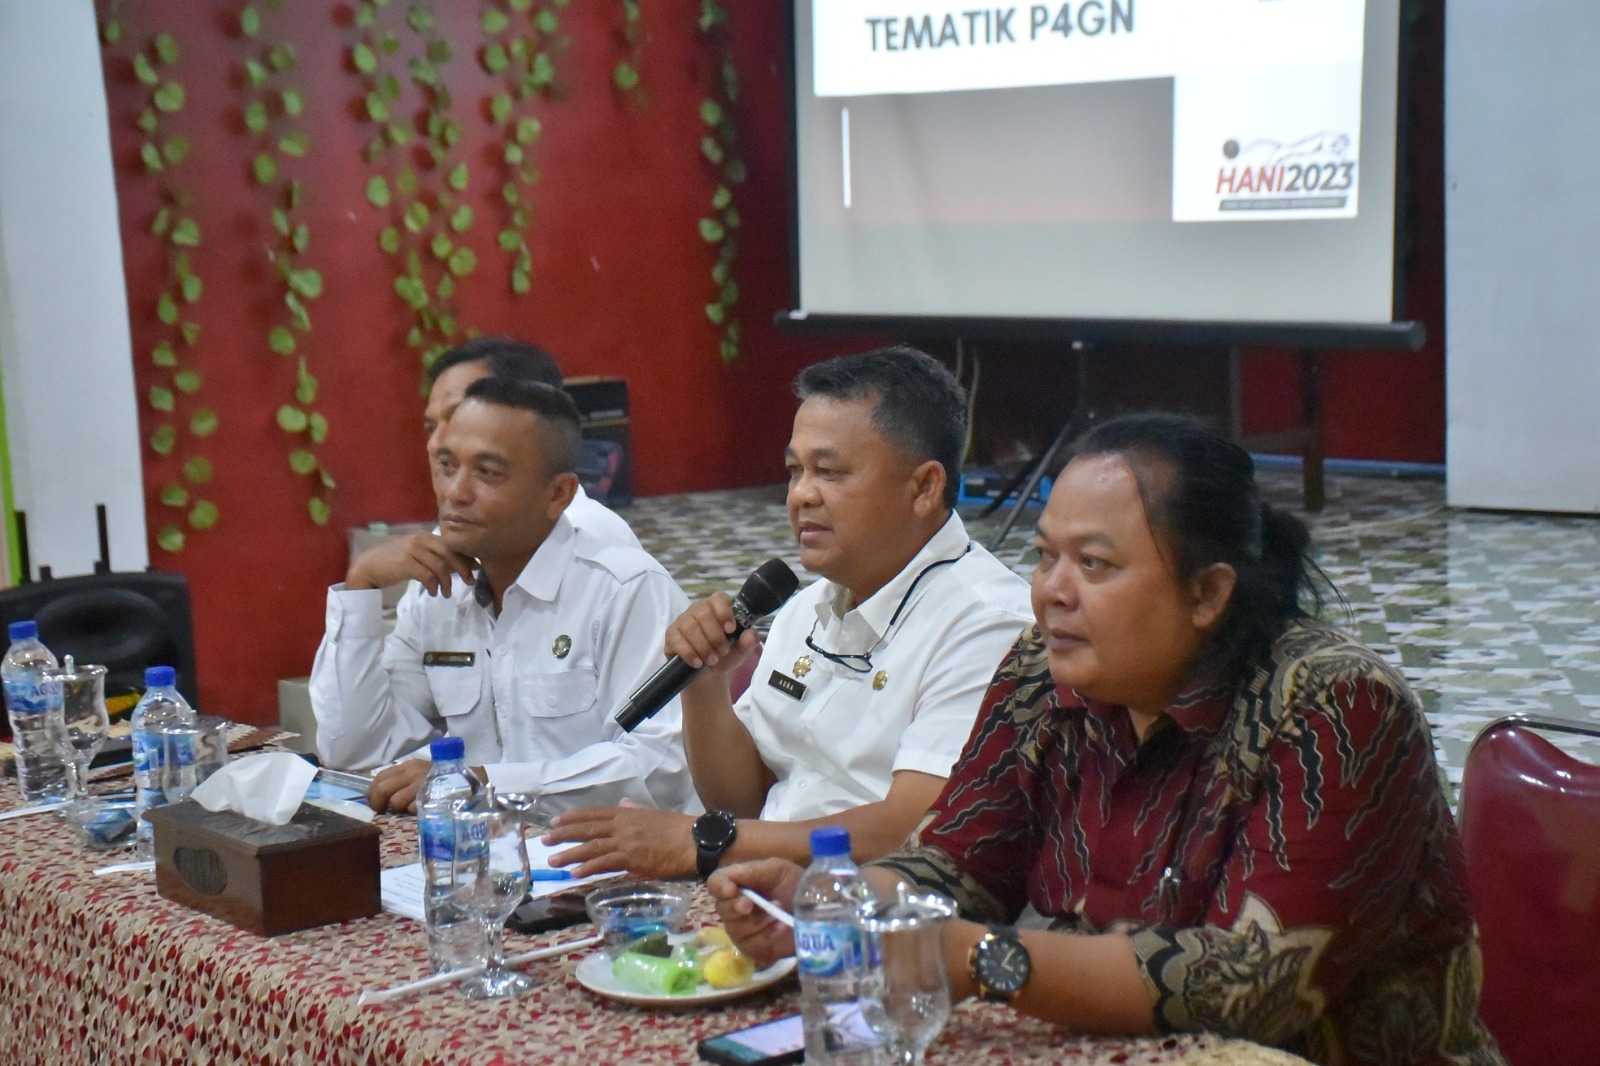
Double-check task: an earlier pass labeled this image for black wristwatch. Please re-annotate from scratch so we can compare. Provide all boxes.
[692,809,738,880]
[968,925,1031,1004]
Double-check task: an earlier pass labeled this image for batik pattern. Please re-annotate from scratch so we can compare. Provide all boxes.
[874,621,1505,1066]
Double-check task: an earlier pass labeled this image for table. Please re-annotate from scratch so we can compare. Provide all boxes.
[0,789,1309,1065]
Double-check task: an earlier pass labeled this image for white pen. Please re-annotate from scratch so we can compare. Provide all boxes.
[740,887,795,928]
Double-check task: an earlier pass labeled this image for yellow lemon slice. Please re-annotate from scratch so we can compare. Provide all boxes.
[702,947,757,990]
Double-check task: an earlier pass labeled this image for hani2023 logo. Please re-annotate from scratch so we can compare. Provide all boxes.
[1214,131,1356,213]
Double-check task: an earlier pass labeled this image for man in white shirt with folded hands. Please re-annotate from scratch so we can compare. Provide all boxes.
[309,376,694,815]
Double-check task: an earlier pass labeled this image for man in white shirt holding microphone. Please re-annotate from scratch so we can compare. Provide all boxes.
[545,346,1032,879]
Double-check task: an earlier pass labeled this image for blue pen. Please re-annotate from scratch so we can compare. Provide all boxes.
[531,869,574,881]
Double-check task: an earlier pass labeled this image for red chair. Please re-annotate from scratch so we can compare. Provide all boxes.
[1458,714,1600,1065]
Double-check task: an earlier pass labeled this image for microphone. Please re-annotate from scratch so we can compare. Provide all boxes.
[614,558,800,733]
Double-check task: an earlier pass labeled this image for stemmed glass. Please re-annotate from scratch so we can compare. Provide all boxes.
[451,790,533,999]
[858,886,956,1065]
[44,657,110,819]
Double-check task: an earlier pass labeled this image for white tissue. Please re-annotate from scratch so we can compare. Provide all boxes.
[190,752,318,826]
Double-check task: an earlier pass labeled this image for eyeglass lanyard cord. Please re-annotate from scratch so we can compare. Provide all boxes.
[805,542,974,670]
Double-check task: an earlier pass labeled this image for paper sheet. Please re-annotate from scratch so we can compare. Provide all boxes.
[379,837,612,921]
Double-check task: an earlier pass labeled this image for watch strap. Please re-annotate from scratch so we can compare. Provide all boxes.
[693,810,737,880]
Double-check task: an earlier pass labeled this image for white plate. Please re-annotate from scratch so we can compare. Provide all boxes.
[574,949,796,1007]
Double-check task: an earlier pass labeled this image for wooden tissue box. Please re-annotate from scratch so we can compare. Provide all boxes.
[145,800,381,936]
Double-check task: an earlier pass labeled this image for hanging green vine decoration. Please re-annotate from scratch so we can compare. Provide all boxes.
[102,17,220,553]
[612,1,645,106]
[356,0,477,375]
[482,0,566,296]
[239,2,334,527]
[695,1,744,362]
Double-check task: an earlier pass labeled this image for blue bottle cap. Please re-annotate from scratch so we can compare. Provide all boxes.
[144,665,177,688]
[430,735,466,762]
[810,826,851,858]
[7,620,37,641]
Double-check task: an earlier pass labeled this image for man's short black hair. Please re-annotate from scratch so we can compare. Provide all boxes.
[460,376,582,476]
[428,336,563,390]
[794,345,966,508]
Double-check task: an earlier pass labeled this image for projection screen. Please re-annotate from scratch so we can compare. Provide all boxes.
[787,0,1409,337]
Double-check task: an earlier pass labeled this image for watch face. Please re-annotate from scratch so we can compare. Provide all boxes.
[976,935,1031,998]
[694,810,737,851]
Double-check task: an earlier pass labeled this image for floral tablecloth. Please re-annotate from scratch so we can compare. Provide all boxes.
[0,789,1306,1065]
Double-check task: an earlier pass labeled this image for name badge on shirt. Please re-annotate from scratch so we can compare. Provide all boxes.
[767,670,807,701]
[423,651,476,667]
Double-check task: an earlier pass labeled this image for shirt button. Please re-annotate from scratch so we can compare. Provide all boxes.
[547,695,557,706]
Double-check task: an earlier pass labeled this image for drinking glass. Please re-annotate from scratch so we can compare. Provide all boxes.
[160,716,229,803]
[451,794,533,999]
[495,790,543,832]
[44,658,109,818]
[858,885,956,1066]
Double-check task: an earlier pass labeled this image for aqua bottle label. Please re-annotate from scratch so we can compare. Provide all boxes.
[796,920,864,978]
[419,810,455,864]
[3,676,61,716]
[132,731,165,777]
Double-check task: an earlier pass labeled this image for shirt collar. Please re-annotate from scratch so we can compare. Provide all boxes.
[814,511,971,640]
[1164,673,1233,734]
[463,512,576,611]
[1059,675,1231,751]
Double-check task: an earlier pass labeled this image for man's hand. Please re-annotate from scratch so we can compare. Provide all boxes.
[346,530,476,598]
[707,858,804,968]
[663,592,760,682]
[366,759,431,813]
[542,805,697,879]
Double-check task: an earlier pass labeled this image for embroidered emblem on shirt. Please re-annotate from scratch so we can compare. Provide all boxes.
[872,670,889,691]
[768,671,807,701]
[552,635,572,659]
[793,655,812,678]
[423,651,476,667]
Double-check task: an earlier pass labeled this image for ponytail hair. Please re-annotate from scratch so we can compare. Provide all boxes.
[1061,412,1329,676]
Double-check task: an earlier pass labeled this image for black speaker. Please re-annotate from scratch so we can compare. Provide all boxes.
[0,571,199,719]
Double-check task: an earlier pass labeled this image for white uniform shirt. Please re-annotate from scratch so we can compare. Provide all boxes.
[310,514,696,814]
[560,485,641,549]
[732,513,1032,822]
[392,486,638,623]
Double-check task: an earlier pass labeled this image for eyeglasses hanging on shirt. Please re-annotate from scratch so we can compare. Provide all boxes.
[802,544,973,674]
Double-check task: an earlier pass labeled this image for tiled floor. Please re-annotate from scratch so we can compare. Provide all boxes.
[616,468,1600,797]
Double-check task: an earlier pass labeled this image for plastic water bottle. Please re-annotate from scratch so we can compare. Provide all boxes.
[1,620,67,803]
[795,826,877,1064]
[418,735,485,973]
[130,666,195,858]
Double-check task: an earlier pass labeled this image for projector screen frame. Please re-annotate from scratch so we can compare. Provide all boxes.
[774,311,1425,352]
[779,0,1422,352]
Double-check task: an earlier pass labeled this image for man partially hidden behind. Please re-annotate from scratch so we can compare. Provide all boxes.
[545,346,1032,878]
[352,337,640,617]
[310,377,694,815]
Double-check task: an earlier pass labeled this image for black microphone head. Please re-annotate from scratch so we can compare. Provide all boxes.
[736,558,800,618]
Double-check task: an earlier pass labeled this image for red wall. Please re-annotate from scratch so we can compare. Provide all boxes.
[99,2,858,723]
[97,3,1446,724]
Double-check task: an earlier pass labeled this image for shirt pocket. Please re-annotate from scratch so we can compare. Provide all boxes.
[516,665,597,720]
[425,664,484,719]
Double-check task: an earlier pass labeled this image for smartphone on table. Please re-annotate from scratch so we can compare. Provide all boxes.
[505,889,589,934]
[698,1006,879,1066]
[698,1013,806,1066]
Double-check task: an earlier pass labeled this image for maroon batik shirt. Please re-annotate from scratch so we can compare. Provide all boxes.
[873,620,1504,1066]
